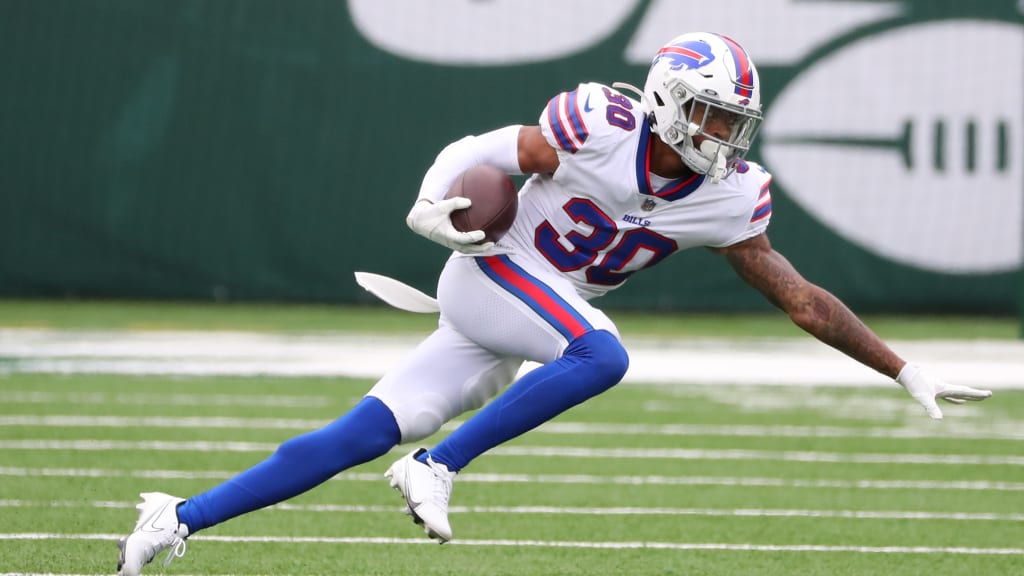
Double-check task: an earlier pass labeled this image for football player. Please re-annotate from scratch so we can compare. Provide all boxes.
[117,32,992,574]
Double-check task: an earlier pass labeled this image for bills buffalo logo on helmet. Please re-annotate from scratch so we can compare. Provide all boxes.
[653,40,716,71]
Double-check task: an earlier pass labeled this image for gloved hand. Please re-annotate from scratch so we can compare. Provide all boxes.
[896,363,992,419]
[406,198,495,254]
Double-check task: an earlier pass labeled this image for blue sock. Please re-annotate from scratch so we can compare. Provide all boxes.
[427,330,628,472]
[176,396,400,533]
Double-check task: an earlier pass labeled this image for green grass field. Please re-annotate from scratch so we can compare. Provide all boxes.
[0,300,1021,575]
[0,298,1020,339]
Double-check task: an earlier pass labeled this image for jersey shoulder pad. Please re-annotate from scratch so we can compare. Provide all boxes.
[732,160,772,187]
[735,160,773,225]
[709,161,774,248]
[539,82,634,154]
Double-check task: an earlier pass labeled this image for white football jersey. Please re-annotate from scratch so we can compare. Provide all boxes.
[470,82,773,301]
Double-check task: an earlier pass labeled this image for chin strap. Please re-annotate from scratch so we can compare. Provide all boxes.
[700,140,728,183]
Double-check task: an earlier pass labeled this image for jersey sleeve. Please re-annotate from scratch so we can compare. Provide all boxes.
[711,162,774,247]
[538,82,608,155]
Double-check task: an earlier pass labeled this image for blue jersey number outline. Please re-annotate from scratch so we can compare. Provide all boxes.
[535,199,678,286]
[602,87,636,132]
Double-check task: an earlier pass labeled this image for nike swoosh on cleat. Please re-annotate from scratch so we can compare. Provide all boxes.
[404,478,423,509]
[139,501,173,533]
[583,94,593,112]
[400,460,427,508]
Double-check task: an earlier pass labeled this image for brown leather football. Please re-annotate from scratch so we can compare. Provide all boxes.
[445,165,518,243]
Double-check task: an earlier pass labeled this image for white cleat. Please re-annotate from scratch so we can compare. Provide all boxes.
[117,492,190,576]
[385,448,456,543]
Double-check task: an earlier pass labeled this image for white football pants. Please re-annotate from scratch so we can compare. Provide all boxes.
[366,253,618,442]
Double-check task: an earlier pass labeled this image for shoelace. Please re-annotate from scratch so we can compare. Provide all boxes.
[426,458,454,506]
[162,536,187,568]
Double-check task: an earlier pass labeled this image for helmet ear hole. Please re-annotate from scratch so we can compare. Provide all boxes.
[654,92,664,106]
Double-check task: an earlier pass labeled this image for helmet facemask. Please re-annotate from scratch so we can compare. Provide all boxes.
[652,77,762,182]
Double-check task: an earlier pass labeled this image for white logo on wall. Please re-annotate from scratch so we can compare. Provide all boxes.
[348,0,900,66]
[761,21,1022,274]
[348,0,636,65]
[350,0,1023,274]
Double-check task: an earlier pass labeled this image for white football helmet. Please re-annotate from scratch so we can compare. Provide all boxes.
[631,32,763,182]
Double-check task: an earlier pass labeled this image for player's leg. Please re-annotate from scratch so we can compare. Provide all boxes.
[369,319,522,542]
[427,254,628,471]
[385,254,628,542]
[175,397,399,532]
[118,324,518,575]
[427,329,626,472]
[366,322,522,444]
[117,395,402,575]
[178,322,518,529]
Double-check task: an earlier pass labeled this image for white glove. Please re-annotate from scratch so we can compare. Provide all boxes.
[896,363,992,419]
[406,198,495,254]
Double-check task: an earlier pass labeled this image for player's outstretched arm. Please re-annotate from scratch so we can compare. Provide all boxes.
[711,234,992,419]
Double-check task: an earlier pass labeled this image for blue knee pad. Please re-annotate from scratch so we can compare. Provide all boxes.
[428,329,628,471]
[558,329,630,401]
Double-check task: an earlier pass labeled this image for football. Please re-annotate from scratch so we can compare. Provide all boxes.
[445,165,518,243]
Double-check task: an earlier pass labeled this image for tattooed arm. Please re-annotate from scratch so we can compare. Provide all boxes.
[711,233,905,379]
[712,233,993,417]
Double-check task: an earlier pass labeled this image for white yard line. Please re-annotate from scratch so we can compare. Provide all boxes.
[0,391,332,408]
[1,414,1022,440]
[1,533,1021,555]
[3,466,1023,491]
[0,569,253,573]
[0,569,249,573]
[3,499,1022,522]
[1,328,1022,388]
[2,440,1021,465]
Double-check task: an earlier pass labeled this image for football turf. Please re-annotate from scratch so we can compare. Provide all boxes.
[0,298,1019,339]
[1,372,1021,575]
[0,301,1020,574]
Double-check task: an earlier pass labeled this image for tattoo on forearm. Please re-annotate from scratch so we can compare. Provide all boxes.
[725,243,902,378]
[806,291,901,377]
[724,244,798,310]
[812,298,832,324]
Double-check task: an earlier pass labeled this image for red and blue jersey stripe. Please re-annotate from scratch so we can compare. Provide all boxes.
[477,255,593,341]
[545,90,589,153]
[751,178,772,223]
